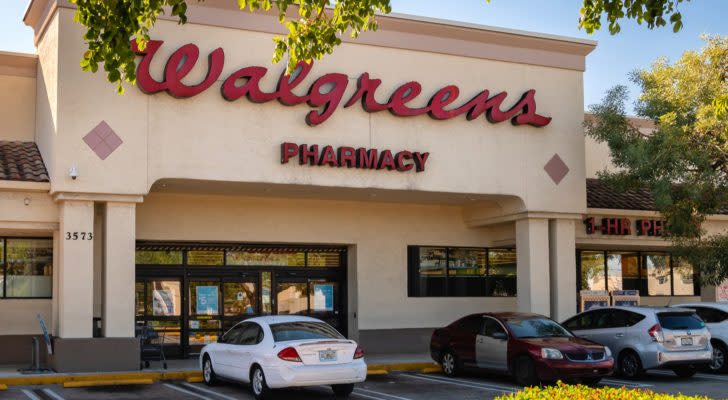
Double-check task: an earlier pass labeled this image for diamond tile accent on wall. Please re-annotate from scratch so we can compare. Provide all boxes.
[83,121,123,160]
[544,153,569,185]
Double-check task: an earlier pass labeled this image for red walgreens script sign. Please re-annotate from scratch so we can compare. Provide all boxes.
[132,40,552,128]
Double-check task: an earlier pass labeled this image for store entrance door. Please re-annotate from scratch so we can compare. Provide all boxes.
[187,274,259,355]
[275,272,344,333]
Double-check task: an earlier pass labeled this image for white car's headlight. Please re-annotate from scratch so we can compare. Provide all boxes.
[604,346,612,358]
[541,348,563,360]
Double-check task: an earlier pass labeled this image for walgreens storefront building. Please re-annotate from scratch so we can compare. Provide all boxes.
[0,0,717,372]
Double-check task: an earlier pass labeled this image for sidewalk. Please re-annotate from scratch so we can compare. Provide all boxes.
[0,352,437,387]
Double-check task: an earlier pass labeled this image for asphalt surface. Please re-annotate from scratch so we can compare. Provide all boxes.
[2,370,728,400]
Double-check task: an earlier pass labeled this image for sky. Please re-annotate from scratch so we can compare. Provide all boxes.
[1,1,727,114]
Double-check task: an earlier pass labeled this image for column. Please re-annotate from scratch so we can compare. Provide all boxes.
[515,217,550,316]
[103,202,136,337]
[549,219,577,322]
[58,200,95,338]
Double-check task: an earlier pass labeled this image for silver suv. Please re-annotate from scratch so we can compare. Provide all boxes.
[562,306,712,378]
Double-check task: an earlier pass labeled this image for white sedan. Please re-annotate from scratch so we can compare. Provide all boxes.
[199,315,367,398]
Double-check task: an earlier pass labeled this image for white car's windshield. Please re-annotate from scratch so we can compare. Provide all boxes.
[270,321,344,342]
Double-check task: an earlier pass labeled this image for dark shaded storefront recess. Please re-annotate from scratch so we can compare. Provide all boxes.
[135,242,346,358]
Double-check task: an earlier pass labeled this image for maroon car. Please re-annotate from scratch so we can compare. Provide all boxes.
[430,312,614,386]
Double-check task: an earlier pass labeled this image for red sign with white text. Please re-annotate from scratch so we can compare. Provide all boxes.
[132,40,552,128]
[281,142,428,172]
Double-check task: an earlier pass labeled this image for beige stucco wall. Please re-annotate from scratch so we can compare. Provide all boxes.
[0,299,52,335]
[0,75,36,141]
[44,7,587,217]
[136,192,517,330]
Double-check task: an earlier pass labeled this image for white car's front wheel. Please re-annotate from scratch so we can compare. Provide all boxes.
[251,365,270,400]
[202,356,217,386]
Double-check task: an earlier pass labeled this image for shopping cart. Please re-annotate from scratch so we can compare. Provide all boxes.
[136,325,168,370]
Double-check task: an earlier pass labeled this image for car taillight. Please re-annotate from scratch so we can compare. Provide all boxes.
[277,347,302,362]
[648,324,664,343]
[354,345,364,359]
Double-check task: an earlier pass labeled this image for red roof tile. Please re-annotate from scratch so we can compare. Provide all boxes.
[0,141,49,182]
[586,178,655,211]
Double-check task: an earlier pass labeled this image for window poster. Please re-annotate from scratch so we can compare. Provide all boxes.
[152,289,175,316]
[419,247,446,275]
[718,284,728,302]
[196,286,219,315]
[312,284,334,312]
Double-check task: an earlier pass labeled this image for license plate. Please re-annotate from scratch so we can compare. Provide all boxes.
[319,350,337,362]
[681,337,693,346]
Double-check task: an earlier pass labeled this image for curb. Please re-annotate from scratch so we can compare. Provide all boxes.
[0,362,439,387]
[366,362,439,376]
[63,379,154,388]
[0,371,201,387]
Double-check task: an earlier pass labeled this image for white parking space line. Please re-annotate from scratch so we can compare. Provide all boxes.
[403,373,516,393]
[411,373,519,392]
[162,383,214,400]
[21,390,42,400]
[352,391,389,400]
[649,370,728,382]
[356,387,415,400]
[42,389,66,400]
[181,382,239,400]
[601,379,653,388]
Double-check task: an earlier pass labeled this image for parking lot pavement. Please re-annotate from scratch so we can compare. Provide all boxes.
[2,370,728,400]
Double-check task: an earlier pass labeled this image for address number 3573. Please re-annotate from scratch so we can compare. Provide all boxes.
[65,232,93,240]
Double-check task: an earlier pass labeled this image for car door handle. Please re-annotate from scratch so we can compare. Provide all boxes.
[477,338,484,344]
[615,333,624,338]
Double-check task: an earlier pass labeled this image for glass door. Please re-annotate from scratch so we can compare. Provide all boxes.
[274,272,344,334]
[188,279,221,354]
[221,278,259,331]
[135,278,184,357]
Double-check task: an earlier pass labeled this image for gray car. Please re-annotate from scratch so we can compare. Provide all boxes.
[562,306,712,378]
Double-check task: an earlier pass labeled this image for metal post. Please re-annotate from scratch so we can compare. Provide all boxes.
[32,337,39,370]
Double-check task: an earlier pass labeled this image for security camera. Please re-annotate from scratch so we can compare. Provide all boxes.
[69,165,78,180]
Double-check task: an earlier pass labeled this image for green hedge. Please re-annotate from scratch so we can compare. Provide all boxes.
[495,382,711,400]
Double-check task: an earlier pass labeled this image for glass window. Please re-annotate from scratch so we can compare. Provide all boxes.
[187,251,224,265]
[237,323,264,345]
[672,258,697,296]
[5,238,53,298]
[415,247,447,296]
[227,250,305,266]
[456,316,483,334]
[136,282,145,316]
[408,246,517,297]
[147,280,182,316]
[626,311,646,326]
[643,254,671,295]
[261,272,272,315]
[223,282,256,315]
[277,283,308,314]
[580,251,605,291]
[220,324,245,344]
[657,312,705,330]
[483,317,506,337]
[606,252,640,292]
[135,250,182,265]
[487,249,517,297]
[505,318,572,338]
[307,251,341,267]
[270,321,344,342]
[564,312,597,331]
[448,248,485,276]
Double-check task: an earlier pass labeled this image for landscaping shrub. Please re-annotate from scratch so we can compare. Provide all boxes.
[495,382,712,400]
